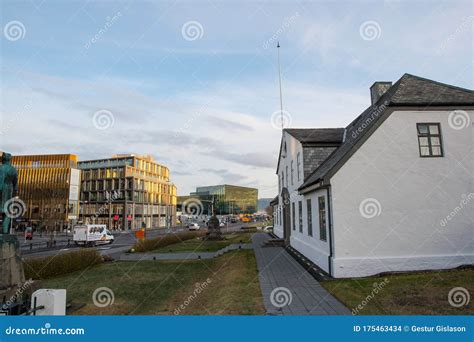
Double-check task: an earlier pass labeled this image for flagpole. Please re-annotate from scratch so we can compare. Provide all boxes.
[277,42,284,129]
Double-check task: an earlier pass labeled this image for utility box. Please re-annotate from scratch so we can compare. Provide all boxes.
[31,289,66,316]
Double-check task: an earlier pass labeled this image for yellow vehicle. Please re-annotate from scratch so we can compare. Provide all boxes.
[241,216,252,223]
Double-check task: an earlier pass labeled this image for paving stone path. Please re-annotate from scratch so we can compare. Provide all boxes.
[252,233,350,315]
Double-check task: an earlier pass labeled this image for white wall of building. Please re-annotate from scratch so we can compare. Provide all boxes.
[274,132,304,238]
[293,189,331,273]
[273,132,332,273]
[330,109,474,277]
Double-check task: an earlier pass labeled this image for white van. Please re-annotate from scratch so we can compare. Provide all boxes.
[73,224,114,247]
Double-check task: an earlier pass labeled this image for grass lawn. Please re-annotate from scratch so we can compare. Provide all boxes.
[40,249,265,315]
[321,268,473,315]
[153,232,254,253]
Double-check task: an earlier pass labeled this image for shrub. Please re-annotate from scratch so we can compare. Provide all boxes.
[132,231,206,253]
[23,249,103,280]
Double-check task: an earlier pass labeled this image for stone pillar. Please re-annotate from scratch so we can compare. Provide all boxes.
[0,234,25,290]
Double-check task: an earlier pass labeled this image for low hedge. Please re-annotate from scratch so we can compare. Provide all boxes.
[23,249,103,280]
[132,231,206,253]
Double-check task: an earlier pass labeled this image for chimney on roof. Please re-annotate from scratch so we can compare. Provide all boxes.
[370,81,392,105]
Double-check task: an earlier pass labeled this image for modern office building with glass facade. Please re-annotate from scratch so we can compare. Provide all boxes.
[11,154,81,232]
[78,154,177,230]
[181,184,258,215]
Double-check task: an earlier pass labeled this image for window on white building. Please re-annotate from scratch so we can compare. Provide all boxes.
[279,206,282,226]
[291,161,294,185]
[417,123,443,157]
[292,202,296,231]
[298,201,303,232]
[318,196,327,241]
[307,199,312,236]
[285,166,288,188]
[297,152,301,181]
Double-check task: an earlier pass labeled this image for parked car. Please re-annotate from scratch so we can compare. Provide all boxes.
[24,227,33,240]
[187,223,200,231]
[263,226,273,233]
[73,224,114,246]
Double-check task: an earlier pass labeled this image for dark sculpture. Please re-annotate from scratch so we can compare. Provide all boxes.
[0,153,19,234]
[205,196,223,240]
[0,152,26,307]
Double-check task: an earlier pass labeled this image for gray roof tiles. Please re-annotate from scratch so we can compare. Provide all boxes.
[298,73,474,191]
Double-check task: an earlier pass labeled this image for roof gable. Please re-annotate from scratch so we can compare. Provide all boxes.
[276,128,344,174]
[299,73,474,191]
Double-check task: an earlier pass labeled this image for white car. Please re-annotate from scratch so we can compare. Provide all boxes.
[187,223,200,231]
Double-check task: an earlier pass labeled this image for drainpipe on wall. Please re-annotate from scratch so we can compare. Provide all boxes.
[326,186,334,277]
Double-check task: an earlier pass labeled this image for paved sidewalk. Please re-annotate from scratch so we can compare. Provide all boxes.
[252,233,350,315]
[119,243,253,261]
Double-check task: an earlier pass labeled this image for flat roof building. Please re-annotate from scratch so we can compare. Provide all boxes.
[78,154,176,230]
[179,184,258,216]
[11,154,80,232]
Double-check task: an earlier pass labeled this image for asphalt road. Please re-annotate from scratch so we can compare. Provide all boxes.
[19,222,252,259]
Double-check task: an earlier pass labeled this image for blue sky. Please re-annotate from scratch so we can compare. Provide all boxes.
[1,0,472,197]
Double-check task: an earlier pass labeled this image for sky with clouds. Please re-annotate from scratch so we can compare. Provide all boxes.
[1,0,472,198]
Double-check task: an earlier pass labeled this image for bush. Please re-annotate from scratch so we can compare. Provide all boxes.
[132,231,206,253]
[23,249,103,280]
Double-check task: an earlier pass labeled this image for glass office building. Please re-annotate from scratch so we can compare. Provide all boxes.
[78,154,177,230]
[182,184,258,215]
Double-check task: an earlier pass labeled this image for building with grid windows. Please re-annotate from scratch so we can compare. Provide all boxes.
[78,154,176,230]
[11,154,81,232]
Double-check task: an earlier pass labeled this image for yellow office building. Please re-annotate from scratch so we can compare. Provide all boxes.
[11,154,81,231]
[78,154,177,230]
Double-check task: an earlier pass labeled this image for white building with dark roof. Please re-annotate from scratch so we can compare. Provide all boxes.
[273,73,474,278]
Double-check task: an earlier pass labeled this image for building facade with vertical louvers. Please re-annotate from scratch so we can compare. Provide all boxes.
[78,154,177,230]
[11,154,81,232]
